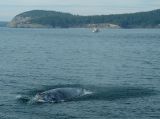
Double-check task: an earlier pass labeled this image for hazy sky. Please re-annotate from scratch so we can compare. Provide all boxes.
[0,0,160,21]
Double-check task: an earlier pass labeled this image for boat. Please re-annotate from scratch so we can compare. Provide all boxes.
[92,27,100,33]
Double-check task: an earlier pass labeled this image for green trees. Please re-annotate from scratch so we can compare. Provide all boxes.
[15,9,160,28]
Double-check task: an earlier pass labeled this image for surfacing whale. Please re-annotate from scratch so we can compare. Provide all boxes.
[29,87,93,103]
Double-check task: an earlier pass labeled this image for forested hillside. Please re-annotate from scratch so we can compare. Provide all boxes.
[9,9,160,28]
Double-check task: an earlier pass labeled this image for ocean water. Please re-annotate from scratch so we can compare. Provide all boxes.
[0,28,160,119]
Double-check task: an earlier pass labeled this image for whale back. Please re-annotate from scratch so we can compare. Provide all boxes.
[34,88,87,103]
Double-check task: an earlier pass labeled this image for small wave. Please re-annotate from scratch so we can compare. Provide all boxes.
[77,86,156,101]
[16,95,31,103]
[83,89,93,95]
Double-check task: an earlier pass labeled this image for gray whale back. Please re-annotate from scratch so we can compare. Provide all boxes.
[32,87,92,103]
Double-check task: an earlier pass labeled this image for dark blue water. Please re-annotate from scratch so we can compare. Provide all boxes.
[0,28,160,119]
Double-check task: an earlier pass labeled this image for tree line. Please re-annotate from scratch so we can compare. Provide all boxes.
[18,9,160,28]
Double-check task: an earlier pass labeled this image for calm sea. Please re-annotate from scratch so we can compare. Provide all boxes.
[0,28,160,119]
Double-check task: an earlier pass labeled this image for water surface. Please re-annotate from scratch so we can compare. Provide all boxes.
[0,28,160,119]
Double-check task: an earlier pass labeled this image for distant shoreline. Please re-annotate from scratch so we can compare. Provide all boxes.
[7,9,160,29]
[0,21,8,27]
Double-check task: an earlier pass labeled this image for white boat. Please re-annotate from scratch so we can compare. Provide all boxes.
[92,28,100,33]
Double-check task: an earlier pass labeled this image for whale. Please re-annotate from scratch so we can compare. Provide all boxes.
[27,87,93,103]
